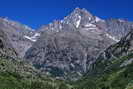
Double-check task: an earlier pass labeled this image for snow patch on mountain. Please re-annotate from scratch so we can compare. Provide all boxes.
[84,23,96,28]
[76,16,81,28]
[106,33,120,42]
[24,36,36,42]
[95,17,104,22]
[34,33,40,37]
[24,33,40,42]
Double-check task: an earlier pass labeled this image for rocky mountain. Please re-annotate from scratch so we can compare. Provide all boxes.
[91,29,133,75]
[0,17,39,58]
[0,8,133,80]
[0,55,73,89]
[24,8,133,80]
[0,7,133,89]
[0,28,71,89]
[25,8,119,80]
[105,18,133,40]
[73,29,133,89]
[0,28,17,58]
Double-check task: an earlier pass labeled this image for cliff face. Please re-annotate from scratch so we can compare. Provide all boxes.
[24,8,133,80]
[0,17,35,58]
[105,19,133,40]
[0,28,18,58]
[25,8,115,80]
[0,7,133,89]
[73,30,133,89]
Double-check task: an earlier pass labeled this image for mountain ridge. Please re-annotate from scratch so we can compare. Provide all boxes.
[0,7,133,89]
[0,7,133,80]
[24,8,132,80]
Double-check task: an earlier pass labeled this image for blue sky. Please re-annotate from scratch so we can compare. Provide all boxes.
[0,0,132,29]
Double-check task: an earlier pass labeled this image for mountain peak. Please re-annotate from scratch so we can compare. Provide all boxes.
[73,7,81,11]
[63,8,96,28]
[73,7,87,14]
[72,7,92,17]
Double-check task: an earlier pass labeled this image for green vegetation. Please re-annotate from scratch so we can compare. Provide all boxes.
[0,53,133,89]
[0,57,73,89]
[73,53,133,89]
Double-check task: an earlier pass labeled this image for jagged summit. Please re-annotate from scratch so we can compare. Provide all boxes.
[63,8,94,28]
[38,7,106,35]
[38,7,104,34]
[0,7,133,81]
[25,8,118,80]
[72,7,93,16]
[62,7,103,28]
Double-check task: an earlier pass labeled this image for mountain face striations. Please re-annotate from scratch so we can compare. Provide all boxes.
[24,8,133,80]
[0,17,39,58]
[0,28,17,58]
[0,7,133,89]
[105,19,133,40]
[73,29,133,89]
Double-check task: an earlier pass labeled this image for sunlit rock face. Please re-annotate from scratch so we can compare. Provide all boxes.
[105,19,133,40]
[0,17,38,58]
[1,8,132,80]
[25,8,116,80]
[0,28,17,58]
